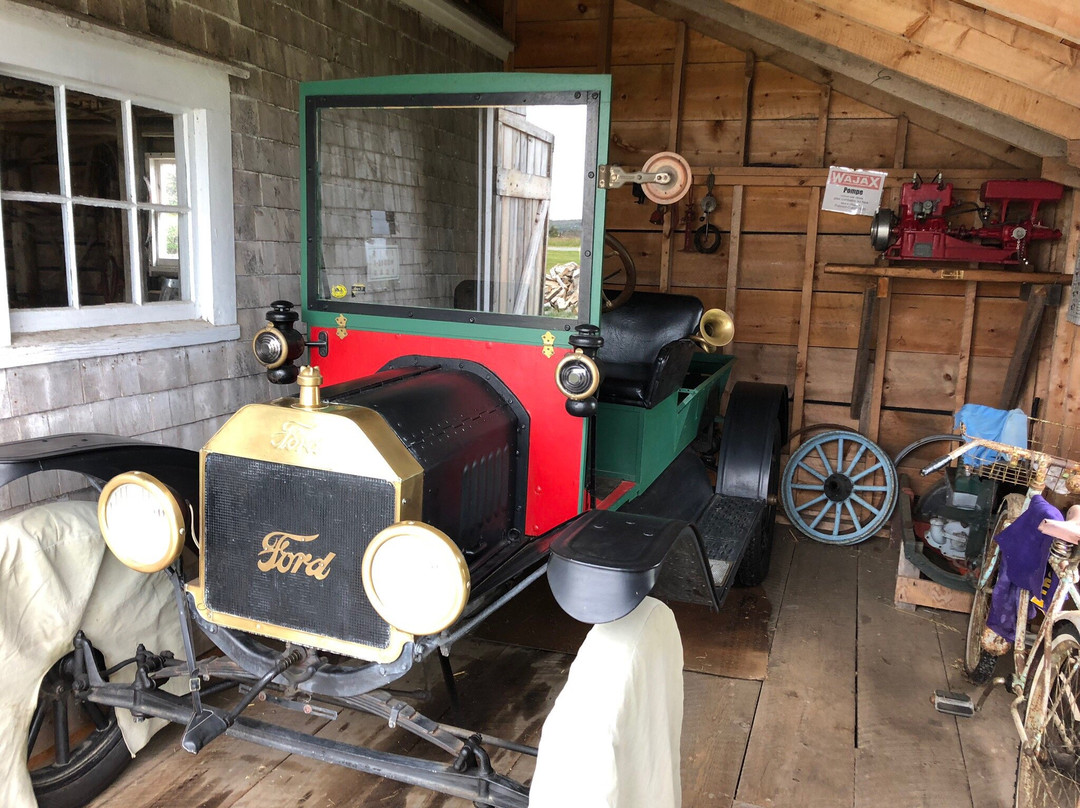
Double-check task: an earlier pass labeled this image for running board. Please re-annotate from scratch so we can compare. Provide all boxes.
[695,494,765,605]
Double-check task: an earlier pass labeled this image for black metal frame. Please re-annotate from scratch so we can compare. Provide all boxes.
[72,627,533,808]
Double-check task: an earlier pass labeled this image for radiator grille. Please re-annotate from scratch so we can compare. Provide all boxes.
[203,453,394,650]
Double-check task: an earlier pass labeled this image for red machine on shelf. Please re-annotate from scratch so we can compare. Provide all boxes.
[870,173,1063,264]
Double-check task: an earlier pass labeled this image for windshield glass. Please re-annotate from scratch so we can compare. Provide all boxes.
[307,91,599,327]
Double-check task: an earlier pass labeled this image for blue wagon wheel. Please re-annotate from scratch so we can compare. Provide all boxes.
[781,430,898,545]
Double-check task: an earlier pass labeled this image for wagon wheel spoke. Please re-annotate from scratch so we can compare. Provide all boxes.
[850,462,884,483]
[844,500,864,533]
[808,501,834,531]
[836,435,844,473]
[850,493,886,519]
[852,485,891,492]
[791,483,825,490]
[796,494,828,513]
[814,444,834,475]
[844,443,868,476]
[795,461,827,482]
[833,505,842,537]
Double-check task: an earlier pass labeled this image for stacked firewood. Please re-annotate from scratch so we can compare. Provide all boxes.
[544,261,579,312]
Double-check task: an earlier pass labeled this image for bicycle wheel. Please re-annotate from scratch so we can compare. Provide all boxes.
[1015,627,1080,808]
[966,493,1025,683]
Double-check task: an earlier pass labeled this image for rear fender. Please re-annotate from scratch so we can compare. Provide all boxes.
[546,509,718,623]
[0,433,199,509]
[716,382,789,500]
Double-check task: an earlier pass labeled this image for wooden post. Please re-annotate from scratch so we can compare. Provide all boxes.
[893,114,909,170]
[955,281,978,409]
[999,285,1053,410]
[815,85,832,168]
[1044,195,1080,425]
[597,0,614,74]
[740,50,756,167]
[502,0,517,71]
[724,184,745,327]
[658,21,687,294]
[868,277,892,442]
[791,186,821,433]
[850,285,876,420]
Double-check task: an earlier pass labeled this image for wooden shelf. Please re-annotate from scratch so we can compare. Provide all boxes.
[825,263,1071,284]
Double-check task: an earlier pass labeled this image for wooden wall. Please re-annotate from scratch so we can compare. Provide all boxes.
[508,0,1078,482]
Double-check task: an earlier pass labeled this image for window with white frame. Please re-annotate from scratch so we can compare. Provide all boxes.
[0,3,237,365]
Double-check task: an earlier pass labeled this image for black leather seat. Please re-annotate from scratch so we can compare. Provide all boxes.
[598,292,703,409]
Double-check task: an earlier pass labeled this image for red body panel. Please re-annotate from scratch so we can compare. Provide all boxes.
[312,327,584,536]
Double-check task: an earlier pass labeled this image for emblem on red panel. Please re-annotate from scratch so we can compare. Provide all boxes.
[541,331,556,358]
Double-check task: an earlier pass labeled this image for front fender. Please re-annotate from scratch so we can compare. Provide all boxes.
[546,509,718,623]
[0,433,199,509]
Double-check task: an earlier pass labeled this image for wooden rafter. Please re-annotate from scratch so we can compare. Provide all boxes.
[629,0,1065,160]
[958,1,1080,47]
[715,0,1080,144]
[805,0,1080,113]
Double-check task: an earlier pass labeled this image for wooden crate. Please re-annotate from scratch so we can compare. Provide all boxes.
[893,542,974,613]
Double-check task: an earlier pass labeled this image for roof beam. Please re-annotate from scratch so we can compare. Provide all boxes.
[711,0,1077,148]
[629,0,1052,167]
[809,0,1080,112]
[958,1,1080,47]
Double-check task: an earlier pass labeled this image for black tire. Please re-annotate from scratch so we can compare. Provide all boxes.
[965,494,1024,680]
[967,650,998,686]
[30,648,131,808]
[1014,626,1080,808]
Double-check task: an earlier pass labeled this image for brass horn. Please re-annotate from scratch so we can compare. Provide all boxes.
[692,308,734,352]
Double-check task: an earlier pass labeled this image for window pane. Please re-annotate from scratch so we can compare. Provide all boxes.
[74,204,129,305]
[0,76,60,194]
[314,102,589,320]
[132,105,177,204]
[139,209,181,302]
[66,90,125,200]
[2,200,66,307]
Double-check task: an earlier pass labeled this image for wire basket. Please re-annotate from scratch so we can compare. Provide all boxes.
[968,417,1080,495]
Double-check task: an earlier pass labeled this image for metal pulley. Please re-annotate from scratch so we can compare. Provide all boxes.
[597,151,693,204]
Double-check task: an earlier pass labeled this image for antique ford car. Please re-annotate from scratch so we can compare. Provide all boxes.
[3,73,787,807]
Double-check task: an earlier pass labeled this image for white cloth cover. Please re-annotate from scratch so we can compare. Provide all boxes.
[0,501,184,808]
[530,596,684,808]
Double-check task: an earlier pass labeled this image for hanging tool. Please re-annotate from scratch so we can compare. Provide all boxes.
[694,172,722,254]
[681,185,697,251]
[649,204,668,226]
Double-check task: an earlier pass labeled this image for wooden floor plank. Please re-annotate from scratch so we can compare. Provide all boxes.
[761,526,799,645]
[85,700,330,808]
[854,538,972,808]
[936,610,1020,808]
[681,672,761,807]
[735,538,859,808]
[227,639,568,808]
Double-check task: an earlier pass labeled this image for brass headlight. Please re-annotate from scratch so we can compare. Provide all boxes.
[555,350,600,401]
[362,521,470,636]
[97,472,186,573]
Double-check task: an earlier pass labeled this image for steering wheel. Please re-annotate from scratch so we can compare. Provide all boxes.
[601,233,637,311]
